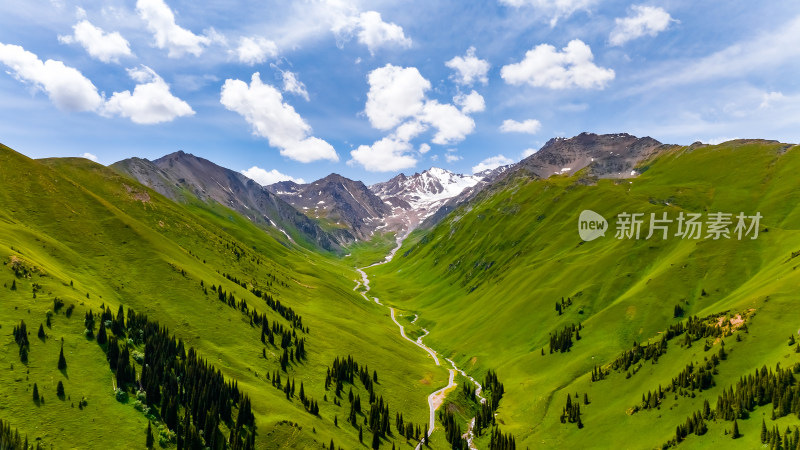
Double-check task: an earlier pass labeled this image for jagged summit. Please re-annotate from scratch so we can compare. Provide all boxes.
[369,167,497,234]
[267,173,390,241]
[111,151,353,252]
[519,132,664,178]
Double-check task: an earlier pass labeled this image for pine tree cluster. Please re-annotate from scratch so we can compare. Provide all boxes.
[664,362,800,448]
[761,420,800,449]
[488,427,516,450]
[559,394,584,428]
[394,413,422,442]
[12,320,29,362]
[0,418,33,450]
[438,409,467,449]
[555,297,572,315]
[611,314,742,377]
[86,305,257,450]
[549,323,582,353]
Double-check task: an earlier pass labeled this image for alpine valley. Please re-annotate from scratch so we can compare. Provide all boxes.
[3,132,800,450]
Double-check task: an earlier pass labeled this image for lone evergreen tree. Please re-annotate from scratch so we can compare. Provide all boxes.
[57,381,65,397]
[146,421,154,448]
[32,383,39,402]
[11,279,16,290]
[732,419,740,439]
[38,324,45,339]
[761,418,767,443]
[58,346,67,370]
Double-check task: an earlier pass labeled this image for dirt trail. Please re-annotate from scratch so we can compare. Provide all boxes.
[355,235,484,449]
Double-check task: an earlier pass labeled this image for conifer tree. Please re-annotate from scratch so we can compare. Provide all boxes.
[97,321,107,345]
[732,419,740,439]
[146,421,154,448]
[32,383,39,402]
[37,324,45,339]
[11,279,16,290]
[371,428,380,449]
[58,346,67,370]
[57,381,65,397]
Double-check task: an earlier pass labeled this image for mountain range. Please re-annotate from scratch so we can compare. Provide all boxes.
[113,132,665,251]
[4,132,797,449]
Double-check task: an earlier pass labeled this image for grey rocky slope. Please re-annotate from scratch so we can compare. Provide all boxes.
[420,132,669,229]
[267,173,391,241]
[111,151,353,252]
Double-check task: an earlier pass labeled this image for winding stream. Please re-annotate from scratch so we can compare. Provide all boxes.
[354,236,485,449]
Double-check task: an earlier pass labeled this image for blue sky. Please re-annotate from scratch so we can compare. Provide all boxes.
[1,0,799,185]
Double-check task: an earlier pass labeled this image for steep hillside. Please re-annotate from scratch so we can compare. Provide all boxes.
[268,173,390,241]
[421,133,668,230]
[111,151,352,253]
[367,140,800,449]
[0,144,445,449]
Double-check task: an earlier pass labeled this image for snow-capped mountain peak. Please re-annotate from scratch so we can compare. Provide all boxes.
[369,167,487,234]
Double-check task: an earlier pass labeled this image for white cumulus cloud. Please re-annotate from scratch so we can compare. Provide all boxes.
[353,63,480,171]
[445,47,490,86]
[499,0,595,27]
[500,118,541,134]
[241,166,305,186]
[419,100,475,145]
[454,90,486,114]
[365,64,430,130]
[610,5,675,46]
[349,138,417,172]
[235,36,278,65]
[522,148,538,158]
[102,65,194,124]
[501,39,614,89]
[58,19,133,63]
[356,11,412,54]
[392,120,428,142]
[220,72,338,163]
[81,152,98,161]
[334,10,411,55]
[0,42,103,111]
[136,0,211,58]
[472,154,513,173]
[364,64,476,143]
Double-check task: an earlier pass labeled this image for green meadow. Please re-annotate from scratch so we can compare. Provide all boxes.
[366,140,800,448]
[3,139,800,449]
[0,145,446,449]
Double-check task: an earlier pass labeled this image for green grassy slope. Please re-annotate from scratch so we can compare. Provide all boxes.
[367,140,800,448]
[0,144,445,449]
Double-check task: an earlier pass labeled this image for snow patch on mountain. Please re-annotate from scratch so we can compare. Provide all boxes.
[370,167,488,233]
